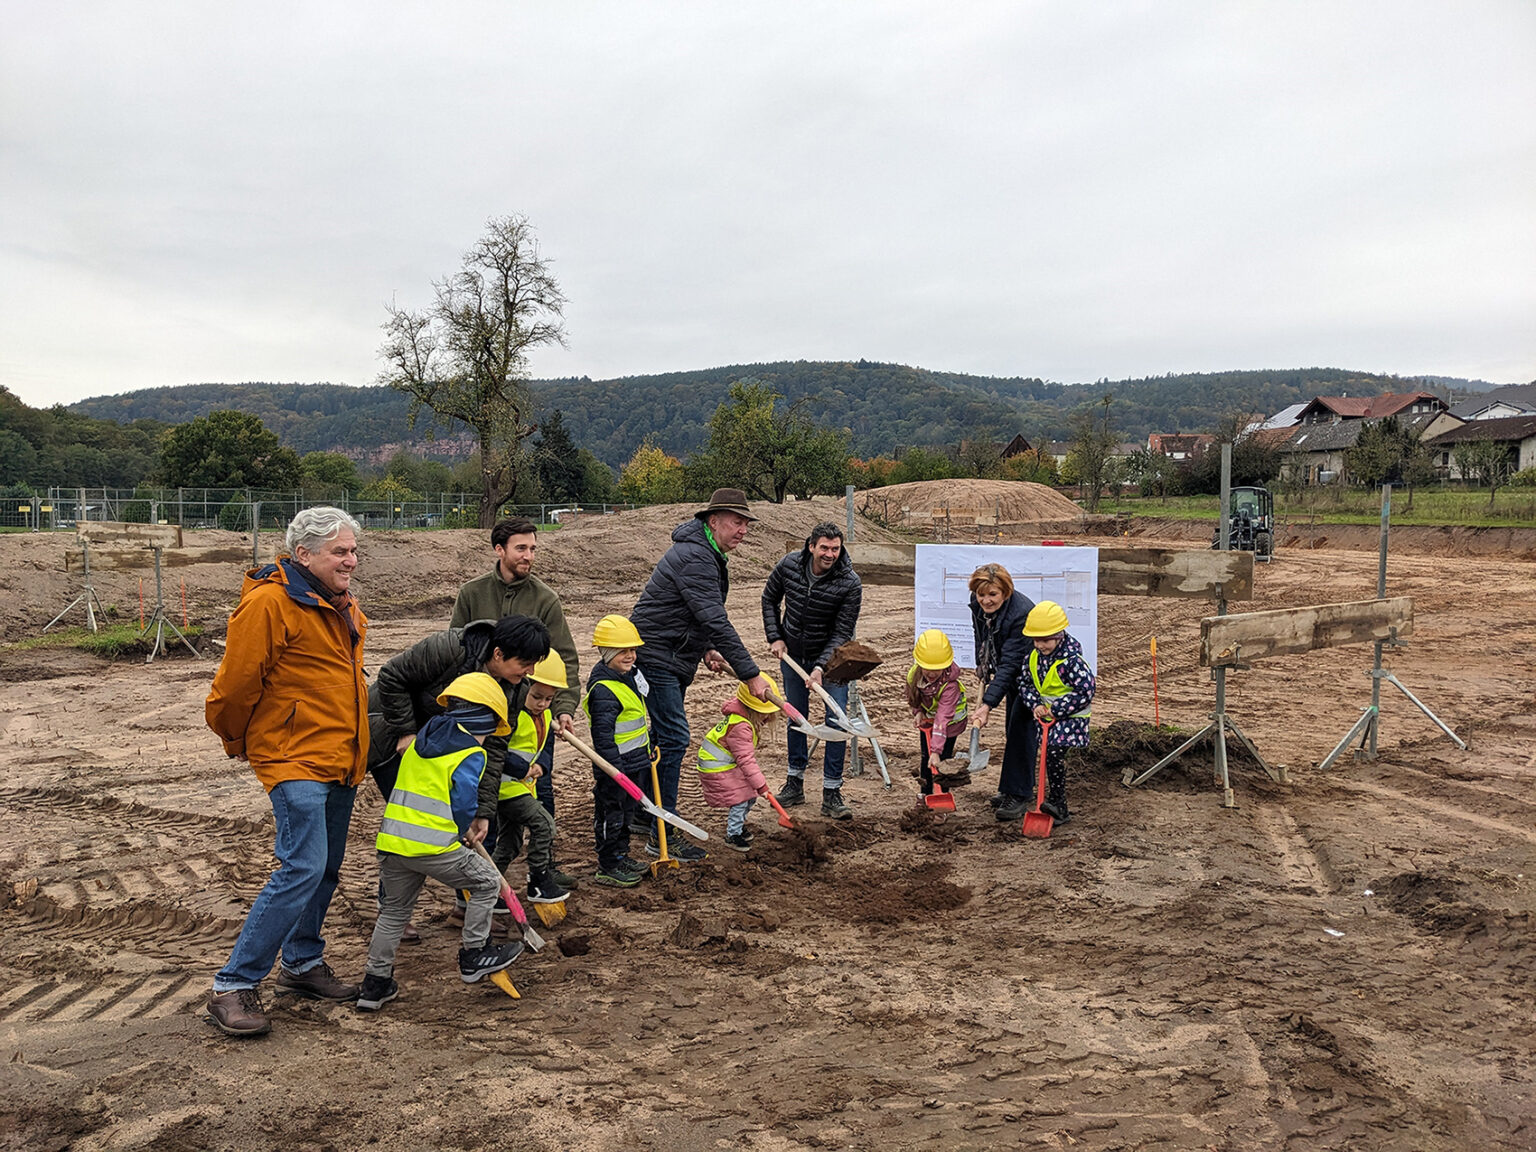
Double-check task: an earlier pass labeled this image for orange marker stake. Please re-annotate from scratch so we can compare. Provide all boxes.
[1150,636,1160,728]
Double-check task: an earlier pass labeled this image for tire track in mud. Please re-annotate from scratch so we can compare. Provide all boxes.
[0,970,204,1024]
[11,891,244,958]
[0,785,269,838]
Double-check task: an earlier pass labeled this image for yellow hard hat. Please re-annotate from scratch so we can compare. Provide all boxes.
[737,672,781,714]
[437,672,512,736]
[913,629,955,670]
[592,614,644,649]
[1023,600,1070,637]
[528,652,568,689]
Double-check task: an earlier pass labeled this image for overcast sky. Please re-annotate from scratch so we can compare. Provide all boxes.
[3,1,1533,409]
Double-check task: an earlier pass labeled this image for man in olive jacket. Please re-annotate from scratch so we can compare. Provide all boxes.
[451,517,580,822]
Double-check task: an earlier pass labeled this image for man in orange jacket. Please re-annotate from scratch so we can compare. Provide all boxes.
[204,506,370,1037]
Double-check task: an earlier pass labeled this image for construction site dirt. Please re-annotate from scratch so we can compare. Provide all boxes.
[1,501,1533,1151]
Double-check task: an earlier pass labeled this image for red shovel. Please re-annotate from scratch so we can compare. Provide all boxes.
[763,791,796,828]
[920,725,956,812]
[1022,718,1055,838]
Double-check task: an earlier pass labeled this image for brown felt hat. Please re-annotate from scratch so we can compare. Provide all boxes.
[695,488,758,521]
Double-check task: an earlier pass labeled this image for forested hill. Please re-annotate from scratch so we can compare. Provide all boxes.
[69,364,1468,469]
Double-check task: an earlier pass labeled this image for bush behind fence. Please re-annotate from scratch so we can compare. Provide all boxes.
[0,488,635,532]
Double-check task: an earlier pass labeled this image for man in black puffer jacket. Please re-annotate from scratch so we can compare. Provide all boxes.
[631,488,772,860]
[761,522,862,818]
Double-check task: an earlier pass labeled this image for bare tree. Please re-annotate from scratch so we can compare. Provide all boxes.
[378,216,566,527]
[1067,394,1116,512]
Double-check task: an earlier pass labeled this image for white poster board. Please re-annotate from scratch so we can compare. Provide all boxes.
[914,544,1098,673]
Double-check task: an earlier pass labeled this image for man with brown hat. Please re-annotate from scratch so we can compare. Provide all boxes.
[630,488,772,860]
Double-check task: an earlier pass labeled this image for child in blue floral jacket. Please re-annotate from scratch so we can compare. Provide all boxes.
[1018,601,1095,824]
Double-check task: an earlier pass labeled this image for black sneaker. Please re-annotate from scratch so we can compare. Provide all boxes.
[775,776,806,807]
[725,832,752,853]
[526,872,570,904]
[988,793,1007,809]
[355,974,399,1012]
[644,835,707,862]
[593,866,641,888]
[996,796,1030,821]
[458,940,524,983]
[550,868,580,891]
[1041,800,1071,825]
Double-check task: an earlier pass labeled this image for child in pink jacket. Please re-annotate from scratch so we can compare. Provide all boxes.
[695,675,783,853]
[906,630,970,799]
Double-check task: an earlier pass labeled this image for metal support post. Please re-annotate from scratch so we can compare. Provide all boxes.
[1318,484,1464,769]
[845,484,856,543]
[45,539,107,633]
[843,680,890,788]
[251,502,261,568]
[139,546,201,663]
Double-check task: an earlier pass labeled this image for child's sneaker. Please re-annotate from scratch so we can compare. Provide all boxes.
[355,974,399,1012]
[593,865,642,888]
[527,872,571,904]
[458,940,524,983]
[725,832,752,853]
[648,835,706,862]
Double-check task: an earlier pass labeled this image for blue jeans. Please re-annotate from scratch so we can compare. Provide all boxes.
[727,797,756,836]
[781,660,848,785]
[214,778,356,991]
[636,660,690,831]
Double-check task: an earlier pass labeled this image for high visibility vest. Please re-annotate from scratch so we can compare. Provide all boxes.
[500,708,550,801]
[1029,650,1091,718]
[696,713,755,773]
[376,734,483,857]
[907,664,969,724]
[581,678,651,757]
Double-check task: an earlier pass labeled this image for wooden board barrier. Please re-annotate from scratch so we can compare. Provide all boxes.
[1201,597,1413,667]
[66,546,250,573]
[76,522,183,549]
[1098,547,1253,601]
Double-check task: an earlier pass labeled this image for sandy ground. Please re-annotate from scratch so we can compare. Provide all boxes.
[1,503,1533,1151]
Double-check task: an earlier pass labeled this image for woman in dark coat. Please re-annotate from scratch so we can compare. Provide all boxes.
[967,563,1038,820]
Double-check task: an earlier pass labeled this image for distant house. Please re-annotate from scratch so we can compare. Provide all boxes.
[1281,408,1463,485]
[1449,382,1536,422]
[1146,433,1213,460]
[1294,391,1448,426]
[1423,415,1536,478]
[1000,433,1032,458]
[1244,403,1307,434]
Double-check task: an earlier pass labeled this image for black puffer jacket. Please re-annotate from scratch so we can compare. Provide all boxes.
[631,516,760,682]
[969,590,1036,709]
[760,543,862,671]
[366,619,528,817]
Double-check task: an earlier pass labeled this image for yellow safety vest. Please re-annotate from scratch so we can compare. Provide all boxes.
[907,664,969,724]
[376,734,483,857]
[696,714,756,773]
[1028,650,1091,718]
[581,679,651,758]
[500,708,550,801]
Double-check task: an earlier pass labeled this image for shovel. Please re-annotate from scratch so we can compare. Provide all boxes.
[920,726,956,812]
[1022,718,1055,839]
[763,790,796,828]
[764,688,851,742]
[467,839,545,953]
[647,750,679,876]
[779,653,878,738]
[951,726,991,773]
[557,730,711,843]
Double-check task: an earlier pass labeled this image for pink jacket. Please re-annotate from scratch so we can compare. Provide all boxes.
[695,699,771,808]
[907,661,969,744]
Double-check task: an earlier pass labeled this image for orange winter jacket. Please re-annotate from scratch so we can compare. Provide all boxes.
[205,557,370,791]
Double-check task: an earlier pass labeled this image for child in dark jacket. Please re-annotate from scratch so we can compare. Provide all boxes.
[1018,601,1095,824]
[491,654,570,905]
[358,673,523,1012]
[583,616,654,888]
[695,676,782,853]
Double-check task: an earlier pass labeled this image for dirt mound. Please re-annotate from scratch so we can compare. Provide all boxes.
[855,479,1082,524]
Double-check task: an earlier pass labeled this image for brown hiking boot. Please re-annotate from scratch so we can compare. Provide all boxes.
[275,961,360,1002]
[207,988,271,1037]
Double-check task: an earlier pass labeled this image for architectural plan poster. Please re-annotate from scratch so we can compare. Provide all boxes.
[914,545,1099,674]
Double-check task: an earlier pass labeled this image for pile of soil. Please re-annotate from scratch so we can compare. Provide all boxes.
[855,479,1082,524]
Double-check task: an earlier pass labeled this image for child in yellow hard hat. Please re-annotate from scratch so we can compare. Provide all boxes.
[1018,601,1095,825]
[359,672,523,1012]
[583,615,654,887]
[695,676,782,852]
[490,653,570,905]
[906,630,969,801]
